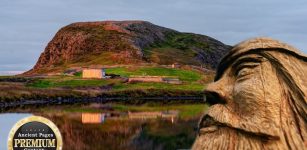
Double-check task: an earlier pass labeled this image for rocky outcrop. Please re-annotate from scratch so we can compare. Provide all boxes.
[25,20,231,75]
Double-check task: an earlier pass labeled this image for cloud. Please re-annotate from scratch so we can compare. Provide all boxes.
[0,0,306,72]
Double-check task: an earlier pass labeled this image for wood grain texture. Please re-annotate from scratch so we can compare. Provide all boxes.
[192,37,307,150]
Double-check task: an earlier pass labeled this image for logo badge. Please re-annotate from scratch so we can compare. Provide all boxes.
[7,116,63,150]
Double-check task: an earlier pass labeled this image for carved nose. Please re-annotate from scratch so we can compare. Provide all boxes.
[204,82,226,105]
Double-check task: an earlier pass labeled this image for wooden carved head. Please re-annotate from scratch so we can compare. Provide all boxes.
[192,37,307,150]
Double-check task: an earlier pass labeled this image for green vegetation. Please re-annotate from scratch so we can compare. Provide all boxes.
[0,66,212,101]
[145,47,200,65]
[27,76,113,88]
[144,32,211,65]
[41,103,207,119]
[71,52,122,67]
[32,102,204,150]
[73,72,82,77]
[112,104,207,119]
[147,32,209,51]
[106,66,205,91]
[28,22,226,76]
[53,80,108,87]
[26,66,206,91]
[36,24,140,73]
[164,32,209,51]
[106,67,201,82]
[48,103,205,149]
[28,80,52,88]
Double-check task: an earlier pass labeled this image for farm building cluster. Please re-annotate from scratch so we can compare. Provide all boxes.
[76,68,182,84]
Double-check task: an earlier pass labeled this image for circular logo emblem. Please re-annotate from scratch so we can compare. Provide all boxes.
[7,116,63,150]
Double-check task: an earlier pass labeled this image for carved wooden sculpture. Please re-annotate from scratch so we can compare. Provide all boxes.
[192,37,307,150]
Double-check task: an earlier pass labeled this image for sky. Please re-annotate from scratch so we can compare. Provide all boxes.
[0,0,306,75]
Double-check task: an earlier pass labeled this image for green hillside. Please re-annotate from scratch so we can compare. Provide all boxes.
[25,21,230,75]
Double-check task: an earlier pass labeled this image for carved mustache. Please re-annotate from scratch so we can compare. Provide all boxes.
[201,92,277,139]
[198,114,275,141]
[198,115,222,135]
[198,91,227,134]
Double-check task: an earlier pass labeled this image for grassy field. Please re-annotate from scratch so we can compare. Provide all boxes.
[105,67,202,82]
[112,82,204,91]
[27,78,114,88]
[27,66,210,91]
[0,66,213,100]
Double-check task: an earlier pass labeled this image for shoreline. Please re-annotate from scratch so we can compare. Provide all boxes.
[0,95,204,112]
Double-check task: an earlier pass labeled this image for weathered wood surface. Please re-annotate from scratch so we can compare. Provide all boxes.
[192,37,307,150]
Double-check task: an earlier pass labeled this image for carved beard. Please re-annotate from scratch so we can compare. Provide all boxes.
[192,106,306,150]
[191,115,273,150]
[191,126,280,150]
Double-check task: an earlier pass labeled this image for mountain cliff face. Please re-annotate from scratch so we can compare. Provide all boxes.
[25,20,231,74]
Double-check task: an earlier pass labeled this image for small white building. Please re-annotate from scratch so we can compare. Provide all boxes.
[82,68,105,79]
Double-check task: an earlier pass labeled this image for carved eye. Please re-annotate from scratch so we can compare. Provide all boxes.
[233,62,260,80]
[237,68,251,77]
[235,67,255,79]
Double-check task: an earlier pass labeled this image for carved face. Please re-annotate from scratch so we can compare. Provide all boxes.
[192,54,289,149]
[192,38,307,149]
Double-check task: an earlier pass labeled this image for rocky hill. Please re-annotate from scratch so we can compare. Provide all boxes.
[25,20,231,75]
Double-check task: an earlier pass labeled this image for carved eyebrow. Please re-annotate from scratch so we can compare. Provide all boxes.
[232,57,265,72]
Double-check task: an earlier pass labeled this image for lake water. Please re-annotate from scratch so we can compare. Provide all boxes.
[0,103,204,150]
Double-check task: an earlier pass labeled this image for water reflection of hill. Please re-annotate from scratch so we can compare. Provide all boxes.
[37,111,198,150]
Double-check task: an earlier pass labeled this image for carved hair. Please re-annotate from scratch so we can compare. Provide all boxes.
[214,37,307,149]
